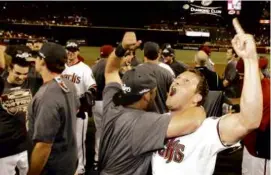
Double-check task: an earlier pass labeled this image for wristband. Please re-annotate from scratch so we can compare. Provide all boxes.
[115,44,127,58]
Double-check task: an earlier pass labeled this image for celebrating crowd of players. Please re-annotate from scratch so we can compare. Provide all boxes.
[0,18,269,175]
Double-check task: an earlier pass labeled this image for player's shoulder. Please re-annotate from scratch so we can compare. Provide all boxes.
[76,61,93,72]
[201,117,220,128]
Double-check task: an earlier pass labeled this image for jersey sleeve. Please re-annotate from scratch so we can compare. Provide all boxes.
[103,82,122,112]
[201,118,238,155]
[84,66,97,90]
[132,112,171,156]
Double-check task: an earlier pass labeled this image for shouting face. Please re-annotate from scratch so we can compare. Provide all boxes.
[166,71,202,111]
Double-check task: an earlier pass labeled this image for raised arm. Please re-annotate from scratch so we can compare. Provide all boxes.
[105,32,141,85]
[218,18,263,145]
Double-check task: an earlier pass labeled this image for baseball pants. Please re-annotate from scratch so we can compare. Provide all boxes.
[0,150,28,175]
[76,114,88,174]
[242,147,270,175]
[93,101,103,162]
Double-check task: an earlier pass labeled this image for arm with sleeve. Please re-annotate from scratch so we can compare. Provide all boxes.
[132,112,171,156]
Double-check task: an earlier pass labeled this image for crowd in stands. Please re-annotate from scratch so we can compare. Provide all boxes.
[0,30,46,40]
[5,15,90,27]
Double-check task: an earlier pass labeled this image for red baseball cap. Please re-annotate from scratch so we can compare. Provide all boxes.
[100,45,114,58]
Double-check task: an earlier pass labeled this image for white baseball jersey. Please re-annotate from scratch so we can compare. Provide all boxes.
[62,61,96,97]
[159,62,175,77]
[152,117,236,175]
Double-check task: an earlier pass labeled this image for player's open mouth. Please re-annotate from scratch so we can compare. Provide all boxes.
[169,87,177,96]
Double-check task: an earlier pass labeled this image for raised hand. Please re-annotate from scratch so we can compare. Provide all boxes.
[121,32,141,50]
[231,18,257,60]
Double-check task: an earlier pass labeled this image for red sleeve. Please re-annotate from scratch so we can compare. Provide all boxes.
[259,79,270,131]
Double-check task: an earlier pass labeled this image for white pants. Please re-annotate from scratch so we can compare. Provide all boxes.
[75,114,88,174]
[93,101,103,162]
[0,150,28,175]
[242,147,270,175]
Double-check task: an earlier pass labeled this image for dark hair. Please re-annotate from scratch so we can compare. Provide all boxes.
[40,56,67,74]
[10,54,31,69]
[112,90,143,106]
[187,68,209,106]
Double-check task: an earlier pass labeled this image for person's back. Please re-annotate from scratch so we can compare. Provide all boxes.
[194,51,222,91]
[158,62,175,77]
[195,66,222,91]
[99,82,170,175]
[28,78,78,174]
[139,63,173,114]
[92,58,106,101]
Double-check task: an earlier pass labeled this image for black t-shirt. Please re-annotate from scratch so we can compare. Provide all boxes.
[0,68,42,158]
[0,107,28,158]
[92,58,106,101]
[195,66,223,91]
[138,63,174,114]
[169,60,187,77]
[99,83,171,175]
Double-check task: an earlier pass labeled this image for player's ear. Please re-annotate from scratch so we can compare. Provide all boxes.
[193,94,202,105]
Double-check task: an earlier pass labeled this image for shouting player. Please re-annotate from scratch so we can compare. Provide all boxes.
[151,18,263,175]
[98,32,206,175]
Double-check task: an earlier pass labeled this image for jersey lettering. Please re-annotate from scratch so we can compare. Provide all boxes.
[158,139,185,163]
[61,73,81,84]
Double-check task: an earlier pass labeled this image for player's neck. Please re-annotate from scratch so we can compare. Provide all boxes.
[172,103,196,113]
[41,70,60,84]
[145,58,159,64]
[67,58,80,66]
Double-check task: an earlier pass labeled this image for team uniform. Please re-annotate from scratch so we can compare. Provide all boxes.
[62,61,96,174]
[152,117,237,175]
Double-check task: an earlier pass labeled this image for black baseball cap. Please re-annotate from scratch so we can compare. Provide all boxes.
[162,47,175,57]
[38,42,67,66]
[121,65,157,96]
[144,41,159,60]
[161,43,172,50]
[66,40,79,52]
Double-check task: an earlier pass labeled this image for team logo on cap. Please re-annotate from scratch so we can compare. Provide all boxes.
[66,42,78,47]
[16,52,31,59]
[122,84,131,94]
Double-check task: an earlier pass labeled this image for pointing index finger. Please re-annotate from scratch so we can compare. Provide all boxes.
[233,18,245,34]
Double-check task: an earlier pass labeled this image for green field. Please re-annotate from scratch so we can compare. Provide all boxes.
[79,47,270,76]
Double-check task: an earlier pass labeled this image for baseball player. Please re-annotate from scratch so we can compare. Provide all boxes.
[91,45,114,170]
[62,40,96,175]
[152,18,263,175]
